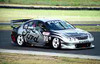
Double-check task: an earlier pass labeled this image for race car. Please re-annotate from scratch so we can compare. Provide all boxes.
[11,19,95,49]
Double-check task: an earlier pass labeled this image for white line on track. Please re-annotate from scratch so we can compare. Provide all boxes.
[0,49,100,60]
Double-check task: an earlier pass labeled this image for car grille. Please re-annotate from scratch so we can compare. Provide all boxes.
[75,43,91,48]
[76,36,88,40]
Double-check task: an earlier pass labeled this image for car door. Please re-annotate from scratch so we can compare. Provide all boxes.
[24,20,39,44]
[34,21,49,46]
[24,20,49,46]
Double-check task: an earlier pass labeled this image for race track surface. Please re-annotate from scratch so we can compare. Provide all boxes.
[0,30,100,56]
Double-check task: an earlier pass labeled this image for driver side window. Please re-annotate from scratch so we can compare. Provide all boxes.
[24,21,35,29]
[36,22,47,32]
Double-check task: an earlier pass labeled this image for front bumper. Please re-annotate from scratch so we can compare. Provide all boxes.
[61,43,95,49]
[61,36,94,49]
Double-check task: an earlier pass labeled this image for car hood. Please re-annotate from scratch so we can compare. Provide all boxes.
[51,28,88,37]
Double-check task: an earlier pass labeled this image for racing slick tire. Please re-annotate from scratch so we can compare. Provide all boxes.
[52,38,61,49]
[17,35,26,46]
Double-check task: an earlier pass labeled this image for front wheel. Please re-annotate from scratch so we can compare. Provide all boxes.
[17,35,25,46]
[52,38,61,49]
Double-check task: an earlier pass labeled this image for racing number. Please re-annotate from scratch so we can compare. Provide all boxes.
[44,36,48,42]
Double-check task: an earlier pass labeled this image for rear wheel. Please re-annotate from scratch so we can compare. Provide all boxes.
[52,38,61,49]
[17,35,25,46]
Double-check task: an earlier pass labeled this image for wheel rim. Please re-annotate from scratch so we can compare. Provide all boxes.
[17,35,24,46]
[52,38,59,48]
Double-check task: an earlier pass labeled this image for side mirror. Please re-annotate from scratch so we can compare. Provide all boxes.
[43,32,50,36]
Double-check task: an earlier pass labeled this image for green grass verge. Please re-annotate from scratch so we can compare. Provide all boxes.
[0,52,100,64]
[0,25,100,32]
[0,8,100,24]
[1,0,100,6]
[75,26,100,32]
[0,25,11,30]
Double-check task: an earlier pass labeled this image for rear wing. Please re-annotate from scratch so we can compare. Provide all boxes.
[11,19,31,29]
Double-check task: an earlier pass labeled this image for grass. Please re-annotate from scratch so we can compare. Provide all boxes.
[0,52,100,64]
[0,8,100,24]
[75,26,100,32]
[0,25,11,30]
[0,25,100,32]
[0,0,100,6]
[0,8,100,31]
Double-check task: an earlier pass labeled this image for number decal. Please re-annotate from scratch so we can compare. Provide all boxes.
[44,36,48,41]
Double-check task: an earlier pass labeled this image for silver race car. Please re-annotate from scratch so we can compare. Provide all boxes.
[11,19,94,49]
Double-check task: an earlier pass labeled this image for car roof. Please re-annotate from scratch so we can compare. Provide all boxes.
[32,18,62,23]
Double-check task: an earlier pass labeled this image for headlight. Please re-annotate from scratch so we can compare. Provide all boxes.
[87,33,94,41]
[67,37,78,42]
[68,37,75,41]
[88,33,93,38]
[61,34,79,43]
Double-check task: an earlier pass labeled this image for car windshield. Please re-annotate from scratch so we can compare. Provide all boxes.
[46,20,75,30]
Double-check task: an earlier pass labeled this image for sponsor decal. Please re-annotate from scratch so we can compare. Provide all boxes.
[79,40,89,43]
[42,32,50,36]
[25,33,39,42]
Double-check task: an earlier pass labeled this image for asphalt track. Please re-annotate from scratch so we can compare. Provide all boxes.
[0,30,100,56]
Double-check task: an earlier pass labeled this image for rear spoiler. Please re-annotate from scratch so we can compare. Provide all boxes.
[11,19,31,29]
